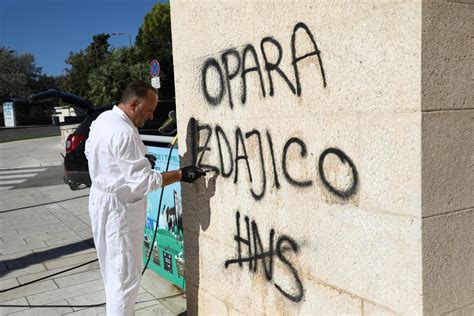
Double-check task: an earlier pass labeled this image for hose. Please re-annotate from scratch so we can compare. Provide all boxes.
[142,138,176,275]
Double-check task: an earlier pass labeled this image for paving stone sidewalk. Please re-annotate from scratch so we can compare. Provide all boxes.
[0,136,65,170]
[0,183,186,315]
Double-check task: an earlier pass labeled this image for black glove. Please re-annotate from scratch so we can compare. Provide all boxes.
[180,165,206,183]
[145,154,157,169]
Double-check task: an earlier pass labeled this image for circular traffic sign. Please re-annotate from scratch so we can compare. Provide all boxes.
[150,59,160,77]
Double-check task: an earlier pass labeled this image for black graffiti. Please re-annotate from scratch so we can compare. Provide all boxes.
[221,49,241,109]
[251,219,274,279]
[191,119,359,201]
[266,131,281,189]
[241,44,266,104]
[200,22,326,108]
[318,148,358,199]
[215,125,233,177]
[291,22,327,95]
[189,117,198,165]
[190,118,219,172]
[261,37,296,96]
[225,211,304,303]
[201,58,225,106]
[246,130,266,200]
[234,127,253,184]
[282,138,313,187]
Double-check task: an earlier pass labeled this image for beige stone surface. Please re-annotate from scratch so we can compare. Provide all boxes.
[200,196,422,309]
[0,297,29,315]
[0,279,57,304]
[423,208,474,315]
[170,0,469,314]
[199,208,422,314]
[359,112,422,218]
[364,300,401,315]
[422,110,474,217]
[447,304,474,316]
[422,0,474,111]
[9,300,73,315]
[199,237,363,315]
[189,111,423,237]
[172,0,421,121]
[300,204,422,314]
[289,278,362,315]
[199,289,233,315]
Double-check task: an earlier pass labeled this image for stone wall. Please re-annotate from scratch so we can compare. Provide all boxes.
[170,0,471,314]
[421,1,474,315]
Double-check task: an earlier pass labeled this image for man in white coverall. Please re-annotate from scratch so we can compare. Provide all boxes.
[85,81,205,315]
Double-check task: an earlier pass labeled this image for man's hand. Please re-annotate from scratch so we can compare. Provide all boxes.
[145,154,157,169]
[180,165,206,183]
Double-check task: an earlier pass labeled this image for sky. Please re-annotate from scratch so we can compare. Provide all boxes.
[0,0,164,76]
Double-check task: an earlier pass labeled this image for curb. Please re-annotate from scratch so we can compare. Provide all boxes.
[0,161,63,171]
[40,161,63,167]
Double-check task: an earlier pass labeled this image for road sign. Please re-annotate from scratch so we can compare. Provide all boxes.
[151,77,161,89]
[150,59,160,77]
[3,102,16,127]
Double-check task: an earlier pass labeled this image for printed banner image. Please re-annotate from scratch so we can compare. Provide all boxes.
[143,146,185,289]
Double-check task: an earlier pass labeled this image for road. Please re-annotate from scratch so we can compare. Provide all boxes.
[0,165,67,191]
[0,125,60,143]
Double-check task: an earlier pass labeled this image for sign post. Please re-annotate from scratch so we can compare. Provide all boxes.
[150,59,161,89]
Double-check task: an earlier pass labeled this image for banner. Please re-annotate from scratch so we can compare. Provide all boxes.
[143,146,185,289]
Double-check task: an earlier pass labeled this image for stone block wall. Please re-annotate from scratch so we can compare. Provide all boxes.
[422,1,474,315]
[170,0,472,314]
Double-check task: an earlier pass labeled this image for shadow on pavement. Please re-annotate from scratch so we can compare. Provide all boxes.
[9,165,65,190]
[0,126,60,143]
[0,238,95,279]
[0,194,89,214]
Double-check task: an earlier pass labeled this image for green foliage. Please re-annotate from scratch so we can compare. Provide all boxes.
[1,2,175,104]
[73,3,175,104]
[88,47,149,105]
[136,2,174,99]
[0,46,41,97]
[31,74,60,93]
[3,3,176,106]
[60,34,111,99]
[0,46,59,99]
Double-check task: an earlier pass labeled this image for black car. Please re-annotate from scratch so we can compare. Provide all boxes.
[64,105,112,189]
[29,89,176,190]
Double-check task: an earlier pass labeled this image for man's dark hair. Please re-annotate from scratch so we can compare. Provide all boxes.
[120,80,157,104]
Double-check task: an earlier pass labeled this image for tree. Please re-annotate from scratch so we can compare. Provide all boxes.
[31,74,60,93]
[136,3,174,99]
[0,46,41,98]
[88,47,149,104]
[61,34,111,99]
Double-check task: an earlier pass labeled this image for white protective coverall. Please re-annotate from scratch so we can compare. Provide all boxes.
[85,106,162,315]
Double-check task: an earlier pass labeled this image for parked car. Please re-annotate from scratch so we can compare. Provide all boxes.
[28,89,176,190]
[64,105,112,189]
